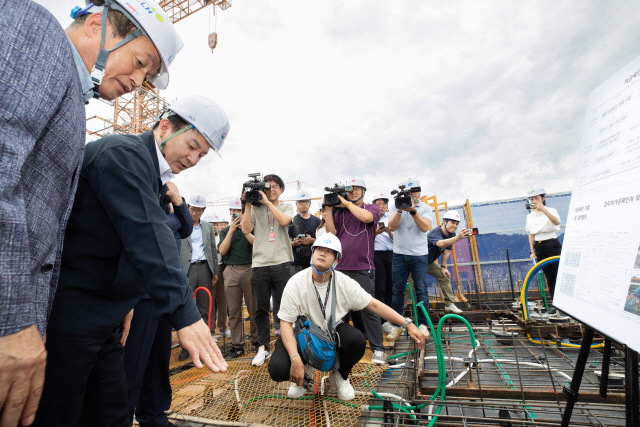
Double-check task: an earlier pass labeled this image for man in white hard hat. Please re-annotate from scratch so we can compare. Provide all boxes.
[179,193,226,357]
[289,189,321,274]
[372,192,394,309]
[427,210,474,314]
[0,1,185,424]
[240,174,294,367]
[324,176,386,365]
[269,233,425,401]
[387,178,435,341]
[218,197,259,358]
[525,186,562,298]
[34,96,230,425]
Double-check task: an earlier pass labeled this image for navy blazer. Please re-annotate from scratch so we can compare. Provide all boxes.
[49,131,201,337]
[0,1,85,336]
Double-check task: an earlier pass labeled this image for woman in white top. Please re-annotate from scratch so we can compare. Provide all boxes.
[525,186,562,296]
[268,233,424,401]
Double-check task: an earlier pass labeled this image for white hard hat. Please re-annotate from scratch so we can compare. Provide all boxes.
[402,178,422,192]
[295,189,312,201]
[187,193,207,208]
[312,232,342,259]
[163,96,230,153]
[228,196,243,209]
[371,192,389,203]
[347,176,367,190]
[442,210,461,222]
[212,213,229,223]
[527,186,546,198]
[76,0,184,91]
[201,210,217,223]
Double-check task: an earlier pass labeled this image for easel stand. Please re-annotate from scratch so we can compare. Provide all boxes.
[560,327,639,427]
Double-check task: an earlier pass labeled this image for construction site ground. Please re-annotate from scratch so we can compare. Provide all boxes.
[148,301,633,427]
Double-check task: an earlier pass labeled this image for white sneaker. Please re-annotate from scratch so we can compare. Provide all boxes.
[329,371,355,401]
[252,345,270,367]
[288,382,306,398]
[386,325,402,341]
[419,324,430,338]
[371,350,386,365]
[381,321,392,335]
[445,303,463,314]
[224,330,231,338]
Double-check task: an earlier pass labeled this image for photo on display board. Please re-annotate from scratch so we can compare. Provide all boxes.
[623,276,640,317]
[634,244,640,269]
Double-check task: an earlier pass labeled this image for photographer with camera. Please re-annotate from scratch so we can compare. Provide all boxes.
[218,196,258,359]
[289,190,321,273]
[387,178,435,341]
[241,174,294,367]
[323,177,386,365]
[525,186,561,297]
[268,233,425,401]
[427,210,473,314]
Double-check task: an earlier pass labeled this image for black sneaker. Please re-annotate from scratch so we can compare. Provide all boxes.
[178,348,190,361]
[228,347,245,358]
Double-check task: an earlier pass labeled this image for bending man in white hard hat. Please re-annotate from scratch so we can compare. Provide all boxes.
[387,178,434,341]
[35,96,230,425]
[268,233,425,401]
[525,187,562,298]
[427,210,474,314]
[0,1,184,425]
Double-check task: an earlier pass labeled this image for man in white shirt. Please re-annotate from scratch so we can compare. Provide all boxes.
[268,233,425,401]
[387,178,434,341]
[525,186,562,297]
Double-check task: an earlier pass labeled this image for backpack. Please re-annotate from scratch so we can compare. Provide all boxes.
[294,274,340,372]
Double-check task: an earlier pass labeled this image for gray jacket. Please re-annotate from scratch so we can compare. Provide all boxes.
[0,0,85,336]
[180,221,219,277]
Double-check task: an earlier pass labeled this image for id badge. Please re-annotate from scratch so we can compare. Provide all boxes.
[269,232,275,242]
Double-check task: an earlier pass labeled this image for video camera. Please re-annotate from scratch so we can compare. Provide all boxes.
[391,184,413,210]
[243,173,270,206]
[323,184,353,207]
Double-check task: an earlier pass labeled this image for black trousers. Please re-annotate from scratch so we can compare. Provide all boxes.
[268,322,366,381]
[341,270,384,351]
[534,238,562,297]
[34,329,129,427]
[374,251,394,308]
[123,299,173,427]
[251,262,291,346]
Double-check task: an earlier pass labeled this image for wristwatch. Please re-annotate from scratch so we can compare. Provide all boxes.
[409,210,417,216]
[441,265,447,269]
[402,318,413,328]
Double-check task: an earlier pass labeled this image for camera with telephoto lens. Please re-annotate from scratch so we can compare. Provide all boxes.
[323,184,353,207]
[243,173,271,206]
[391,184,413,210]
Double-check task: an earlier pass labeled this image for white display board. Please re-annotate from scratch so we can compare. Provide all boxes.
[554,55,640,352]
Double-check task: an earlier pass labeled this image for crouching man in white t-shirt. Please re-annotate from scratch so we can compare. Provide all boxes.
[268,233,425,401]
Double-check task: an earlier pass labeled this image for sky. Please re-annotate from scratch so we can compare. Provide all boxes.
[38,0,640,217]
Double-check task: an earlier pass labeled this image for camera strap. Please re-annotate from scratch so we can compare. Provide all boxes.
[267,208,275,242]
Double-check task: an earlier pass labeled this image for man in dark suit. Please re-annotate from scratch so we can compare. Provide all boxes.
[34,96,230,425]
[0,1,184,425]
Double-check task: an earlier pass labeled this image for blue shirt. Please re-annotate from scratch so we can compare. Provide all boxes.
[374,212,394,251]
[68,37,95,103]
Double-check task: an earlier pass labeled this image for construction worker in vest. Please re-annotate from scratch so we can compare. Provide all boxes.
[0,1,184,425]
[35,96,230,425]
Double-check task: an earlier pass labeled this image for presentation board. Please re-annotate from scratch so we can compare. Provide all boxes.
[554,54,640,352]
